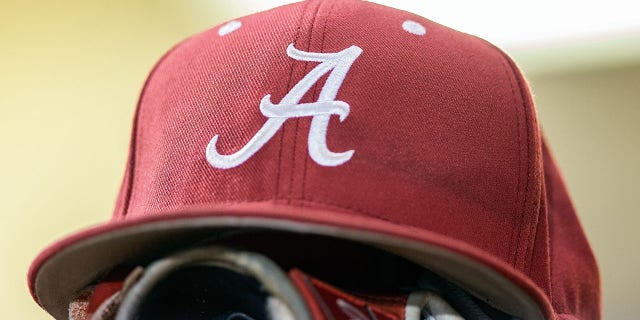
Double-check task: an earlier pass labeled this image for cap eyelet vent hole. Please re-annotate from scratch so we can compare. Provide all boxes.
[218,20,242,36]
[402,20,426,36]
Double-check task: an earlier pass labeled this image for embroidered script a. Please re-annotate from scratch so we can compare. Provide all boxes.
[206,44,362,169]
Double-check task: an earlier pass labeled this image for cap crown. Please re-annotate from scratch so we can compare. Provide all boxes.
[111,0,599,318]
[117,0,539,263]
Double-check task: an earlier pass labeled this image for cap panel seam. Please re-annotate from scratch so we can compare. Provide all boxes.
[524,183,547,299]
[289,119,300,204]
[275,0,314,202]
[491,46,524,269]
[502,51,532,272]
[301,0,337,203]
[138,197,406,229]
[501,54,539,276]
[120,38,196,218]
[288,0,325,204]
[544,148,557,309]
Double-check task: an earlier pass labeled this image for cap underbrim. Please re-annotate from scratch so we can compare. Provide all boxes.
[29,202,553,320]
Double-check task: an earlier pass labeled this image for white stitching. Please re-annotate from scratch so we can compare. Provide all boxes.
[206,44,362,169]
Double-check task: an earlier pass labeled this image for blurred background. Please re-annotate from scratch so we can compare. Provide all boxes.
[1,0,638,319]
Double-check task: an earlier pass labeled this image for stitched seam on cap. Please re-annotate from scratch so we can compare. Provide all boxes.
[502,54,535,274]
[526,198,543,277]
[275,0,312,202]
[544,144,560,311]
[289,118,300,204]
[152,197,404,228]
[301,0,337,203]
[507,62,541,279]
[491,47,523,268]
[121,38,195,218]
[302,197,403,225]
[506,62,528,271]
[288,0,324,204]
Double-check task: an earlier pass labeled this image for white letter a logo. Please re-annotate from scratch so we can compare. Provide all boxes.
[206,44,362,169]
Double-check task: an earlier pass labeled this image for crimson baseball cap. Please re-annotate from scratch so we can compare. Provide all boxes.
[29,0,600,319]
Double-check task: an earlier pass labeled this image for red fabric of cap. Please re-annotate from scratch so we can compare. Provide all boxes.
[29,0,600,319]
[290,268,406,320]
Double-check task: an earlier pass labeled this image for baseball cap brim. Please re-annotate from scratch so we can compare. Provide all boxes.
[29,202,553,320]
